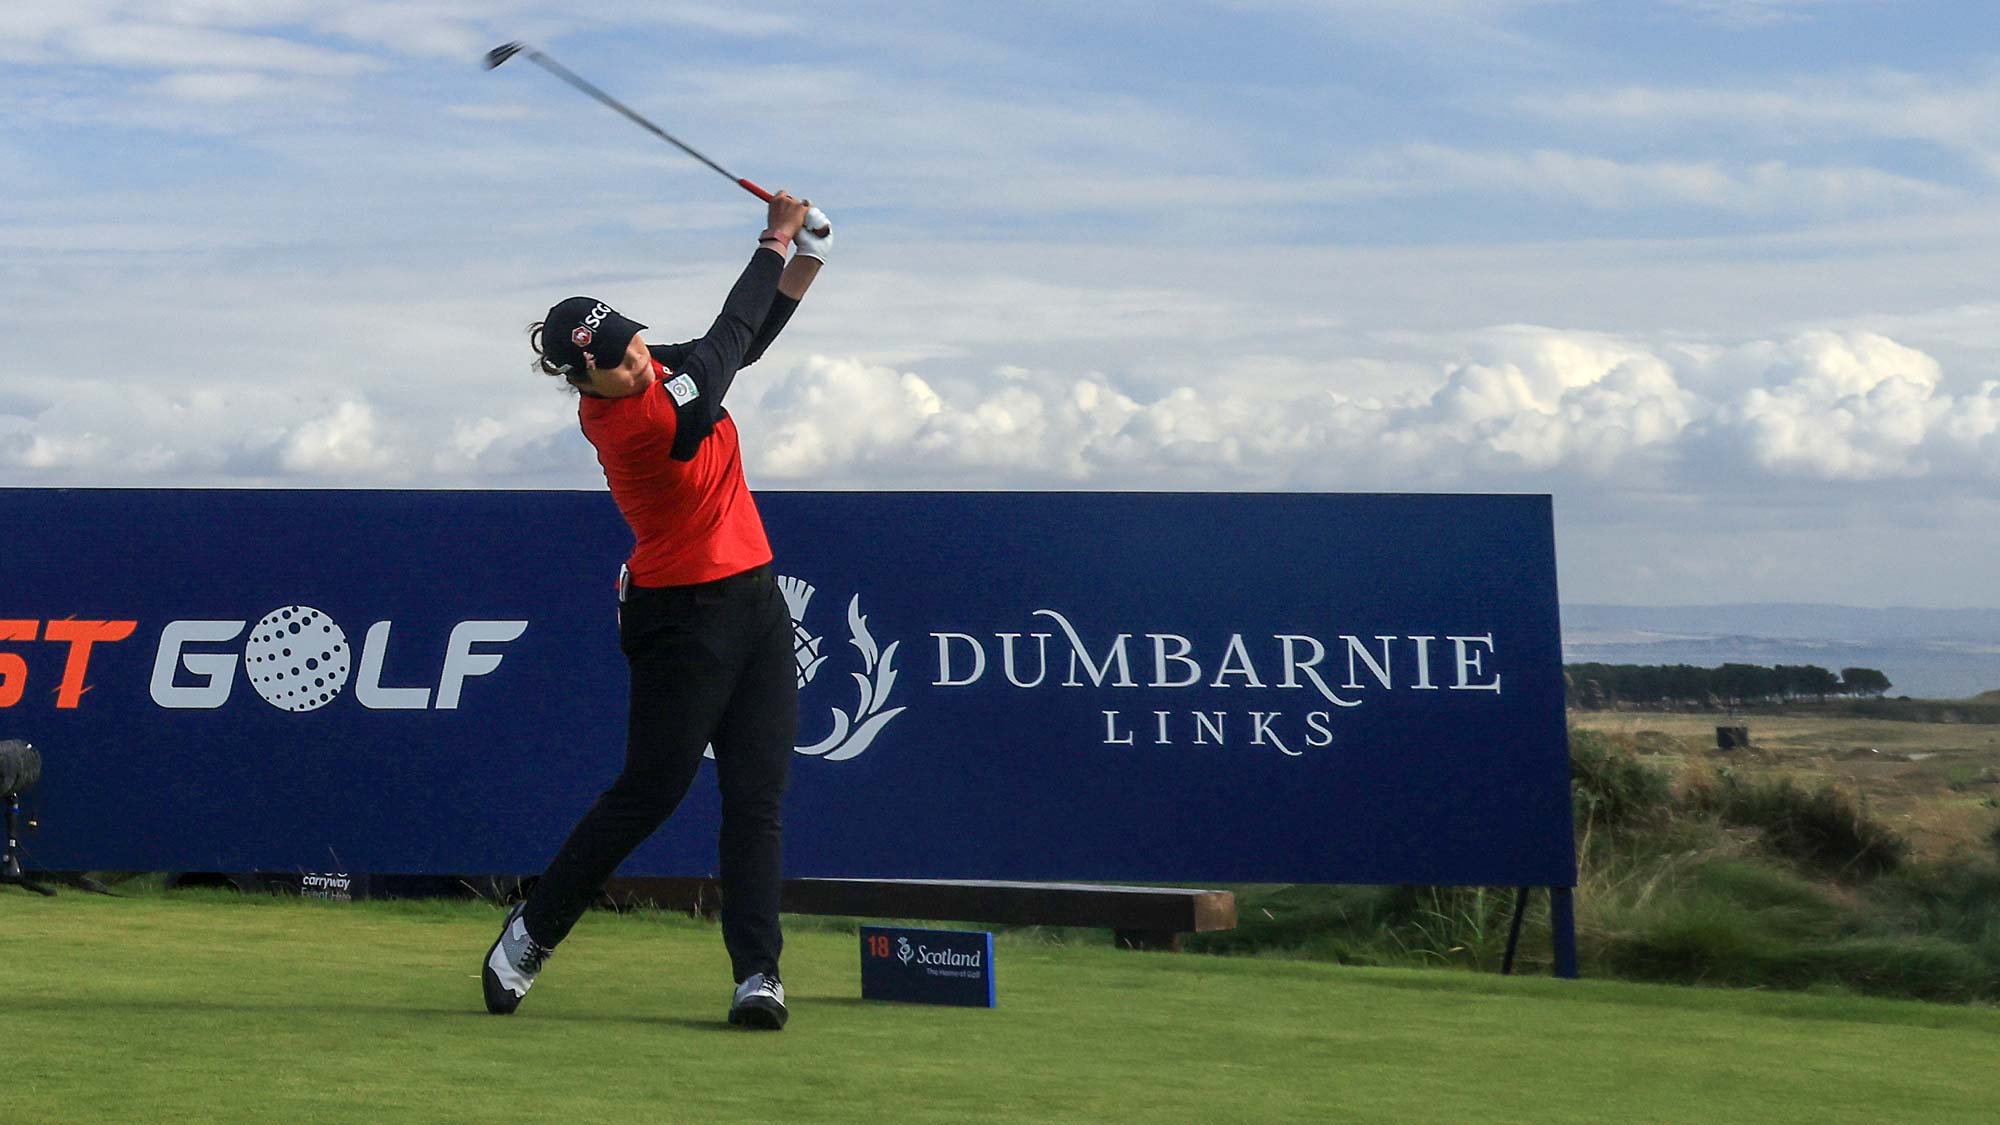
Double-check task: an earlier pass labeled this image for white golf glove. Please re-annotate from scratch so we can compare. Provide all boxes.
[794,206,832,264]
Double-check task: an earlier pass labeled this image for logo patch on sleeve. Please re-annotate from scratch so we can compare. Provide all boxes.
[665,373,701,406]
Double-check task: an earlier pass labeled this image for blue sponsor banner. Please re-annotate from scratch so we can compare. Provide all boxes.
[0,489,1571,886]
[860,926,996,1008]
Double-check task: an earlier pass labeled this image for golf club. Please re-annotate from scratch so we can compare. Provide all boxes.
[484,41,830,237]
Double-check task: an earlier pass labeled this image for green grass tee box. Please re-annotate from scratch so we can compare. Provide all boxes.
[3,892,1996,1123]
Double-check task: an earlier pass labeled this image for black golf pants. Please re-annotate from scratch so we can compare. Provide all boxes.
[522,564,798,983]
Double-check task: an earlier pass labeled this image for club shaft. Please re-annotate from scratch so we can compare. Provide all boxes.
[519,48,772,202]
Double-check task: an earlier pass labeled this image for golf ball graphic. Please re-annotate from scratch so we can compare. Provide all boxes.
[244,606,352,712]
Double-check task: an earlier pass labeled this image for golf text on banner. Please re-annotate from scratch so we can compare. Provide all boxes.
[0,489,1571,888]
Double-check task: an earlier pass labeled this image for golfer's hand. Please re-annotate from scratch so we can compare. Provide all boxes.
[794,206,832,264]
[765,192,809,241]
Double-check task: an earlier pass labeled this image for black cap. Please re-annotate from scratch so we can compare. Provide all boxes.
[541,296,647,377]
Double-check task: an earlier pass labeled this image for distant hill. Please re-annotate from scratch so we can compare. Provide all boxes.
[1562,604,2000,701]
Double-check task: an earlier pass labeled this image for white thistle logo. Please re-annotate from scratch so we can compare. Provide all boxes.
[896,936,914,965]
[779,575,906,762]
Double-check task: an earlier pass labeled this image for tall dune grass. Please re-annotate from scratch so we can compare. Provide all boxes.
[1192,729,2000,1004]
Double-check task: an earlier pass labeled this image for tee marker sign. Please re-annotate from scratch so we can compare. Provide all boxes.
[860,926,996,1008]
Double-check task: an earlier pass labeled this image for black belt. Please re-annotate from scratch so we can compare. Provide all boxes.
[622,563,772,604]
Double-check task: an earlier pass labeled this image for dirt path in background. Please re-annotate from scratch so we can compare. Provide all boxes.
[1569,709,2000,861]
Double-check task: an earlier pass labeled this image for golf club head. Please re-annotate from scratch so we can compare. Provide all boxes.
[484,42,525,70]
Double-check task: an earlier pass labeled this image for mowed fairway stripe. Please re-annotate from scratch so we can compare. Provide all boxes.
[2,893,1994,1123]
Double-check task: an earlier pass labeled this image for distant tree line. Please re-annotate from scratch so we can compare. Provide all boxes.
[1566,663,1893,708]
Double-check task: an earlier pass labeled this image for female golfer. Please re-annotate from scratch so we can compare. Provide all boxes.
[483,191,825,1030]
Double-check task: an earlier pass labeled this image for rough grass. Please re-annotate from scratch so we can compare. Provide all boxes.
[1567,706,2000,860]
[1686,771,1910,880]
[1189,729,2000,1004]
[4,890,1999,1124]
[1827,698,2000,725]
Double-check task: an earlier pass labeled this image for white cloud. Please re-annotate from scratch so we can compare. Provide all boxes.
[0,380,400,482]
[1667,0,1858,27]
[2,1,807,71]
[715,328,1999,492]
[279,400,395,474]
[8,316,1991,494]
[151,69,322,103]
[1521,70,2000,178]
[6,430,111,471]
[65,22,378,76]
[1221,0,1572,52]
[1938,382,2000,470]
[1383,144,1956,214]
[442,103,548,123]
[1703,332,1946,479]
[429,398,585,478]
[751,357,946,478]
[637,3,800,37]
[311,4,494,60]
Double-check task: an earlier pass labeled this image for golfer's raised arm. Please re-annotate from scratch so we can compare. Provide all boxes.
[673,192,810,406]
[687,246,822,371]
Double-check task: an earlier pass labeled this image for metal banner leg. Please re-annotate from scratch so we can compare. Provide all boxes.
[1500,886,1530,975]
[1550,886,1578,979]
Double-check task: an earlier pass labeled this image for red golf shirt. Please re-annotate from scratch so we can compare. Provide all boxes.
[580,357,772,587]
[574,246,797,587]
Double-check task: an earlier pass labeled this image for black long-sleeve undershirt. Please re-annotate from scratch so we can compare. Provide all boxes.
[647,247,797,460]
[649,248,794,405]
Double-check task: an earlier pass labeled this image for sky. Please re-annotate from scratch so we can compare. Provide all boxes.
[2,1,1998,608]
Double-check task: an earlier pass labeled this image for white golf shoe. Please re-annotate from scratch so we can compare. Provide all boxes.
[728,972,788,1029]
[482,902,554,1015]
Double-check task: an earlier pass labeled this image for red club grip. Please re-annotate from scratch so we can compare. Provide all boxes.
[737,178,774,203]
